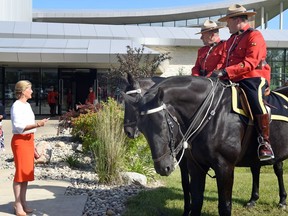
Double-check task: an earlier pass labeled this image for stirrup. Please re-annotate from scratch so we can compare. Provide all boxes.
[257,143,275,161]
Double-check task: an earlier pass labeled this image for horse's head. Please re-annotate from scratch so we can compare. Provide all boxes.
[123,73,166,138]
[137,87,181,176]
[123,73,142,138]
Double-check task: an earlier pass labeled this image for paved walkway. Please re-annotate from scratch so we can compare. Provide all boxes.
[0,117,87,216]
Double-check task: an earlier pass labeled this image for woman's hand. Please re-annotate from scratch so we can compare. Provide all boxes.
[36,118,50,127]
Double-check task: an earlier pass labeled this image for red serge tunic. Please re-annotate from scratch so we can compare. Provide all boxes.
[223,24,271,85]
[192,39,226,77]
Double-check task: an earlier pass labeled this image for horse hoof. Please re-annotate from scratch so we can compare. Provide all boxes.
[244,202,256,209]
[278,203,287,210]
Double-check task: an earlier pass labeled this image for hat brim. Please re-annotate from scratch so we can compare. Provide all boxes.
[195,26,224,35]
[218,11,257,22]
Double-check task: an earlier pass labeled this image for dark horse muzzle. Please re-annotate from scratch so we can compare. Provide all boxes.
[140,103,184,176]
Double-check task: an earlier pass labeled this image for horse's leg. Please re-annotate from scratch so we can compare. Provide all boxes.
[179,157,191,216]
[215,164,234,216]
[273,162,287,209]
[245,165,260,208]
[187,159,208,216]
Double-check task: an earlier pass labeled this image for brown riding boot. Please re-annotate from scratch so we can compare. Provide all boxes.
[255,114,274,161]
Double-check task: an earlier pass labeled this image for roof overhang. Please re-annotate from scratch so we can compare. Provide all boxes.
[0,38,159,68]
[32,0,288,28]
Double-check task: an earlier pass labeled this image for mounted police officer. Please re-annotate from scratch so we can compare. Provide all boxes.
[211,4,274,161]
[192,20,226,77]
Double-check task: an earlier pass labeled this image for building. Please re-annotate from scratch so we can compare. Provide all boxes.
[0,0,287,115]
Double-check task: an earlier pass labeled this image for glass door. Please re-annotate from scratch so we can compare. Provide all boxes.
[59,68,97,114]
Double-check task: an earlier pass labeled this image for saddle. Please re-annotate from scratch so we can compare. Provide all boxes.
[231,85,288,123]
[234,86,254,120]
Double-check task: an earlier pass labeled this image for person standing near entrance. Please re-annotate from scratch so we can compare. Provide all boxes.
[211,4,273,161]
[47,86,58,117]
[11,80,49,215]
[192,19,226,77]
[66,88,73,111]
[86,87,96,105]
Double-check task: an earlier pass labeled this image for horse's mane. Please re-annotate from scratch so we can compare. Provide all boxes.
[144,75,209,96]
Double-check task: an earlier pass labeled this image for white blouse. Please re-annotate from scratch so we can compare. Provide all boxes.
[11,100,36,134]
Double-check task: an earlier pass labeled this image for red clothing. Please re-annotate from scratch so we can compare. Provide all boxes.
[223,24,271,85]
[48,90,58,104]
[11,134,35,182]
[67,92,72,104]
[192,39,226,77]
[87,91,96,104]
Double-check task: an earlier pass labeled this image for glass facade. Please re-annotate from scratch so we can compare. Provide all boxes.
[267,48,288,89]
[0,67,102,116]
[0,48,286,116]
[136,8,287,29]
[0,68,59,115]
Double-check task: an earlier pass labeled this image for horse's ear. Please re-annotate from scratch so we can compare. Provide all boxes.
[127,72,134,85]
[121,91,138,104]
[156,87,164,103]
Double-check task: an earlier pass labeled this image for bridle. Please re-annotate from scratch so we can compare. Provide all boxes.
[125,89,141,95]
[140,103,184,164]
[123,88,142,129]
[140,79,233,170]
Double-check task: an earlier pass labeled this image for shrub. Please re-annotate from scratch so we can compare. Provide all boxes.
[63,154,81,168]
[90,98,126,184]
[58,103,102,135]
[124,134,156,181]
[70,98,126,184]
[70,110,98,151]
[66,97,156,184]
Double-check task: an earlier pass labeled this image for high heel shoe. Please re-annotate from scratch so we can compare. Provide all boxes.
[23,207,33,214]
[13,206,27,216]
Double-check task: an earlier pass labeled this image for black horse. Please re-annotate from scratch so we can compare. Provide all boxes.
[124,73,165,138]
[122,75,288,216]
[123,74,192,216]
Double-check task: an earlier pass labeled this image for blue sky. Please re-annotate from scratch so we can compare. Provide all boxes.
[32,0,287,29]
[32,0,227,10]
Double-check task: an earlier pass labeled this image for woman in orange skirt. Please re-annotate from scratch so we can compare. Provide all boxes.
[11,80,49,216]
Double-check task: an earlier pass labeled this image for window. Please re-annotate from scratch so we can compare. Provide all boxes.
[267,49,287,89]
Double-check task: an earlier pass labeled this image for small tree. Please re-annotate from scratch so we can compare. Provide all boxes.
[108,45,171,93]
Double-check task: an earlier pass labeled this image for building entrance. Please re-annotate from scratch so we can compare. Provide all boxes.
[59,69,97,114]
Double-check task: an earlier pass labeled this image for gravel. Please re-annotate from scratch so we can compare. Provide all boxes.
[0,134,157,216]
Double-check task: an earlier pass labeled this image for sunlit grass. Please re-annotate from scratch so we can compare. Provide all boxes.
[123,164,288,216]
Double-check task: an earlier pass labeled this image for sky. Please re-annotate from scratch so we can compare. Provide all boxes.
[32,0,227,10]
[32,0,287,29]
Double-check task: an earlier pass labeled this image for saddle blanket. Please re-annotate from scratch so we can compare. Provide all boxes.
[231,86,288,122]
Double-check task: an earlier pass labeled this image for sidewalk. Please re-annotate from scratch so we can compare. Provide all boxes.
[0,117,87,216]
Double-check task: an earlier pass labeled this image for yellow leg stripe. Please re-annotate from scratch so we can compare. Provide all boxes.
[258,77,267,114]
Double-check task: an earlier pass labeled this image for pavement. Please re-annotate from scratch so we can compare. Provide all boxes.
[0,117,87,216]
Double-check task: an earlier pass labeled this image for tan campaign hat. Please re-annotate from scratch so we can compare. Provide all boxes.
[195,20,224,34]
[218,4,257,22]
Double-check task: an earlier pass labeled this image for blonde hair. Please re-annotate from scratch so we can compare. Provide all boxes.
[14,80,32,99]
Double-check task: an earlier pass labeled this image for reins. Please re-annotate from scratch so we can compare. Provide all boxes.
[176,78,220,178]
[179,80,238,178]
[140,79,237,179]
[181,80,236,178]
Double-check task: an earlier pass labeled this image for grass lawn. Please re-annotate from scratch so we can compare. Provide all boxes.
[123,165,288,216]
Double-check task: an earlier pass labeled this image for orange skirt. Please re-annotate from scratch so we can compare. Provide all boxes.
[11,134,35,182]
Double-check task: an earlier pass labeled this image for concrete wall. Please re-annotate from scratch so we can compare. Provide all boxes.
[0,0,32,21]
[149,46,198,77]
